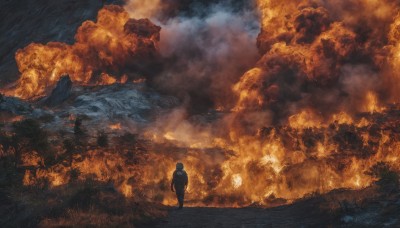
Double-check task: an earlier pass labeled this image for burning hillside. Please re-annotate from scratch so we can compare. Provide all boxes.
[0,1,400,226]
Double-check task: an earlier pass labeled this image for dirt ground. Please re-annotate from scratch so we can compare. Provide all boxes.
[156,201,333,228]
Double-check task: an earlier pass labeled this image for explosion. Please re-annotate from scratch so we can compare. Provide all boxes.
[11,5,161,99]
[220,0,400,203]
[235,0,400,120]
[3,0,400,208]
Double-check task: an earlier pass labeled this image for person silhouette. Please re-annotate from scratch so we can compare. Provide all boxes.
[171,162,188,209]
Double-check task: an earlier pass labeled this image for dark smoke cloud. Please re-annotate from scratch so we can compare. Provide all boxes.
[294,7,331,44]
[126,0,260,114]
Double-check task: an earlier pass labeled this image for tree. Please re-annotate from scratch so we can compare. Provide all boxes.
[73,117,88,147]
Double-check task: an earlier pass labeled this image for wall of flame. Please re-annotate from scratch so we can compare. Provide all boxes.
[5,0,400,207]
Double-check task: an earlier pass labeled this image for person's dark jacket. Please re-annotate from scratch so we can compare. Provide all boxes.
[171,169,188,191]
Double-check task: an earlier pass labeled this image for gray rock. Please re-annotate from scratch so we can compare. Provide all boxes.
[341,215,354,223]
[44,75,72,107]
[0,95,32,115]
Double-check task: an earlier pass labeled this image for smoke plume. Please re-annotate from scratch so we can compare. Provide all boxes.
[125,0,260,113]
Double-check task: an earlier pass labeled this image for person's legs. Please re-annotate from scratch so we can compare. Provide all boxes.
[175,188,185,208]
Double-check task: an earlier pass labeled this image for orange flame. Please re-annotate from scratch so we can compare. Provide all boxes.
[13,0,400,208]
[109,123,122,130]
[9,5,160,99]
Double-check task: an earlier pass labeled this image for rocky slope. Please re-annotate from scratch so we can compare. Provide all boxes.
[1,80,179,134]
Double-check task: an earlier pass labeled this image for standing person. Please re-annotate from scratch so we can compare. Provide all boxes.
[171,162,188,209]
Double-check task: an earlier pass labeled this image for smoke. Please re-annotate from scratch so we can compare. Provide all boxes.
[123,0,400,122]
[126,0,400,205]
[234,0,400,123]
[145,107,217,149]
[10,0,400,124]
[124,0,162,19]
[10,0,400,205]
[339,65,381,112]
[125,0,260,113]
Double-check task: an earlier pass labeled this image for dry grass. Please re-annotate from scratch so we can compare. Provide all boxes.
[1,180,167,227]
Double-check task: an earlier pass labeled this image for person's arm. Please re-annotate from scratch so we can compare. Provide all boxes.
[171,171,175,192]
[184,172,188,190]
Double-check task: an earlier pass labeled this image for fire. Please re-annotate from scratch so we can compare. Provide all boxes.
[364,91,385,114]
[19,108,400,207]
[9,5,161,99]
[288,109,322,129]
[109,123,122,130]
[121,183,133,197]
[330,112,354,125]
[232,0,400,121]
[6,0,400,208]
[211,0,400,204]
[98,73,117,86]
[232,174,243,189]
[132,78,146,84]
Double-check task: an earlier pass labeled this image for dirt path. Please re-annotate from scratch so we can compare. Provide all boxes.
[157,200,333,228]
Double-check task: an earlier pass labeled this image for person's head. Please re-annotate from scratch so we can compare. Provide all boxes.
[176,162,184,170]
